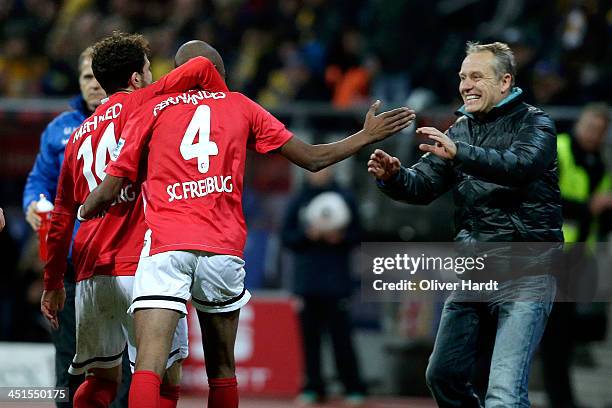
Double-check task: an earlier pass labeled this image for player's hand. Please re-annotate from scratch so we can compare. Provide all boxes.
[0,208,5,232]
[41,288,66,330]
[26,201,42,231]
[367,149,401,181]
[362,100,415,143]
[417,127,456,160]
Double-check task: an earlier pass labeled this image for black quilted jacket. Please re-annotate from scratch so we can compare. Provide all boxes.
[378,89,563,243]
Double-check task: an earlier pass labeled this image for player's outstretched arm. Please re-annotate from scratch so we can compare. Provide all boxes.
[0,208,4,232]
[78,175,124,221]
[279,101,415,172]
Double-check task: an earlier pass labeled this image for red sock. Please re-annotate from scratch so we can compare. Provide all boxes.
[159,384,180,408]
[73,376,118,408]
[129,370,161,408]
[208,377,238,408]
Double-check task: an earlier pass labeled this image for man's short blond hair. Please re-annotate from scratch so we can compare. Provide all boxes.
[466,41,516,87]
[78,46,94,73]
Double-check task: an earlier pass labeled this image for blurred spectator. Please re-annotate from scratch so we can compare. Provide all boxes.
[557,102,612,243]
[0,22,47,96]
[326,28,371,108]
[230,28,276,95]
[540,102,611,408]
[281,167,366,406]
[558,1,612,103]
[364,0,415,107]
[0,207,4,232]
[531,60,573,105]
[257,39,329,107]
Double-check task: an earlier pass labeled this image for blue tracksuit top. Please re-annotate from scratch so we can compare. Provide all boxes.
[23,96,91,258]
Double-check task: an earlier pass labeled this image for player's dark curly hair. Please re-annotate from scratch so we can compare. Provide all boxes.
[92,32,151,94]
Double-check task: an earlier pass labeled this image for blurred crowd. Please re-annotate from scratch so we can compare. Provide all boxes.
[1,0,611,108]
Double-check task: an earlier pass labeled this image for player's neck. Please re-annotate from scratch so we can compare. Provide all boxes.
[113,86,138,95]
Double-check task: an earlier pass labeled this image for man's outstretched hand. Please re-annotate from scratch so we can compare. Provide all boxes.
[363,100,415,143]
[41,288,66,330]
[417,127,457,160]
[367,149,402,181]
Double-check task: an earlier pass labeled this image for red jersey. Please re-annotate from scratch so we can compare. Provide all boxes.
[105,90,293,257]
[44,57,227,290]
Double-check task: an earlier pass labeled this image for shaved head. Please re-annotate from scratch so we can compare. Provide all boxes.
[175,40,225,79]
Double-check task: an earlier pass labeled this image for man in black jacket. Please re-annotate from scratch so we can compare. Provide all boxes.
[368,42,561,407]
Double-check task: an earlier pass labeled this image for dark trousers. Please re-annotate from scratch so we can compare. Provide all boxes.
[299,296,365,396]
[53,264,131,408]
[51,276,83,408]
[540,302,577,408]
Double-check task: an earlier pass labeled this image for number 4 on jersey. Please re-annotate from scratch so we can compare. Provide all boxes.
[180,105,218,173]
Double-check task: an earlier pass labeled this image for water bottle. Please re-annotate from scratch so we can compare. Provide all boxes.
[36,194,54,261]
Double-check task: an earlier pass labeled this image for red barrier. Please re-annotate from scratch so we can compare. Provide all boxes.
[181,296,303,397]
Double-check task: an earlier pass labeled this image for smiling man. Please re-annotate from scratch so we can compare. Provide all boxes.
[368,42,561,407]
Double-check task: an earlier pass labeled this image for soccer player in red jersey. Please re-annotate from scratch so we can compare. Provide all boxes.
[40,34,226,408]
[79,40,415,408]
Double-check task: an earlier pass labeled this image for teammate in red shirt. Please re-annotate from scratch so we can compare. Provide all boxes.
[80,40,415,408]
[40,34,226,408]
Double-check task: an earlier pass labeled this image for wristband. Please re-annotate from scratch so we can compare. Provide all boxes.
[76,205,87,222]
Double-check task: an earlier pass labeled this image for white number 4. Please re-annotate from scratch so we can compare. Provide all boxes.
[180,105,218,173]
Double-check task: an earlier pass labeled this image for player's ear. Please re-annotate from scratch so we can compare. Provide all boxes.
[129,71,140,89]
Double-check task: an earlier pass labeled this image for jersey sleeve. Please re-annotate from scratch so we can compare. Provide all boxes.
[53,142,78,216]
[105,105,155,182]
[135,56,228,104]
[242,94,293,153]
[44,145,77,290]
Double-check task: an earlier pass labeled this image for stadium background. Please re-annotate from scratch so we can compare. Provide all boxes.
[0,0,611,407]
